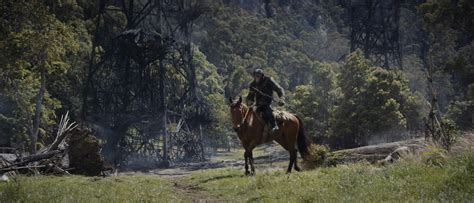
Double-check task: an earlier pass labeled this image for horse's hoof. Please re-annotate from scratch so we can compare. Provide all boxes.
[245,171,251,176]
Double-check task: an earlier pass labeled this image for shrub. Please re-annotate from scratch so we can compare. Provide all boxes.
[422,145,448,167]
[302,144,329,169]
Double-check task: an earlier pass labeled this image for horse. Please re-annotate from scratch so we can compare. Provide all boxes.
[228,96,308,175]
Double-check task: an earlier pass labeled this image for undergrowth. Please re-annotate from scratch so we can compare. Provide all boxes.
[184,150,474,202]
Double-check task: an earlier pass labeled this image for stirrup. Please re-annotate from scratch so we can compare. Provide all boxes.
[272,126,279,132]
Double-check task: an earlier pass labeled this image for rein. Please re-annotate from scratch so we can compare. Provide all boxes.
[238,105,253,131]
[250,87,305,116]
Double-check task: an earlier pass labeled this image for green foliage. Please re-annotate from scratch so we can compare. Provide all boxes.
[0,0,80,149]
[194,47,234,147]
[192,3,350,148]
[331,50,427,148]
[419,0,474,124]
[440,118,459,149]
[418,0,473,41]
[331,50,372,147]
[292,62,338,138]
[422,145,448,167]
[0,0,470,154]
[197,2,348,95]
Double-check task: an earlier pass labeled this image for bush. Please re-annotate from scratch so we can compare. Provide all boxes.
[422,146,448,167]
[302,144,329,169]
[441,118,458,149]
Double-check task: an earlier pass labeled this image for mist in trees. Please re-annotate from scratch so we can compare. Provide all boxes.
[0,0,472,166]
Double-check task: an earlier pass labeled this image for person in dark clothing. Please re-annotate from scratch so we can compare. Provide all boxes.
[246,69,285,132]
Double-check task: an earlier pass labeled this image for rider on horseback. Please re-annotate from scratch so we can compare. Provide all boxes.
[246,68,285,132]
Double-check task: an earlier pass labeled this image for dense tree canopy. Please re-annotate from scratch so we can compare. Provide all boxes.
[0,0,472,164]
[0,0,80,151]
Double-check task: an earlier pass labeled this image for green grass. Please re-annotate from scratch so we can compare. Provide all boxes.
[1,150,473,202]
[184,152,474,202]
[0,175,178,202]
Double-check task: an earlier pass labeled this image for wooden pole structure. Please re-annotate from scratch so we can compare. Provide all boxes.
[158,0,169,166]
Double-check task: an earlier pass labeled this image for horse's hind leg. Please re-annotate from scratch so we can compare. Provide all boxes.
[294,150,301,172]
[287,150,297,173]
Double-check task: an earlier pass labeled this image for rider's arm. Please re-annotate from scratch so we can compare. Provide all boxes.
[246,82,256,105]
[270,77,285,98]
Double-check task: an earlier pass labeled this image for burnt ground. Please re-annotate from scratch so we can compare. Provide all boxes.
[119,142,290,177]
[116,132,474,177]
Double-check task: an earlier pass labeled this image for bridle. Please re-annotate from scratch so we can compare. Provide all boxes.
[234,104,253,132]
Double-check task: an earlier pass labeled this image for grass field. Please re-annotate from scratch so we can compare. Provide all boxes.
[0,175,179,202]
[1,145,473,202]
[183,152,474,202]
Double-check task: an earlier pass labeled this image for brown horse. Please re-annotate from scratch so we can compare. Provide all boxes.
[229,96,308,175]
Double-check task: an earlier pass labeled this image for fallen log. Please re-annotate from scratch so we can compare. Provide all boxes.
[0,165,47,173]
[12,150,62,167]
[47,163,71,175]
[0,112,76,176]
[40,112,77,153]
[325,138,427,165]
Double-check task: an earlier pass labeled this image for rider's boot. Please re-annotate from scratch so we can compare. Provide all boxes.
[270,116,279,132]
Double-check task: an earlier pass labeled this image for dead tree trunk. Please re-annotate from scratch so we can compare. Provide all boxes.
[159,57,169,165]
[82,0,106,118]
[30,71,46,153]
[326,138,427,165]
[158,0,169,165]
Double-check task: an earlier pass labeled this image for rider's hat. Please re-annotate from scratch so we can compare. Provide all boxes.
[253,68,264,76]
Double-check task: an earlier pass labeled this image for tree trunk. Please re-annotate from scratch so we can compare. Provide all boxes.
[186,42,197,98]
[199,124,205,161]
[158,0,169,166]
[182,0,197,99]
[327,138,427,164]
[82,0,106,119]
[159,58,169,165]
[30,71,46,153]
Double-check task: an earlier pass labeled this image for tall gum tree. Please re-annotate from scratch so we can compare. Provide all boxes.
[0,0,79,152]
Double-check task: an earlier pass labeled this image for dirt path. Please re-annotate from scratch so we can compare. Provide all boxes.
[120,142,290,177]
[117,143,290,201]
[168,178,212,202]
[117,143,291,202]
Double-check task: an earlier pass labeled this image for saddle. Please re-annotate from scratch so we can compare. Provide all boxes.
[254,108,294,142]
[273,110,294,122]
[253,107,293,123]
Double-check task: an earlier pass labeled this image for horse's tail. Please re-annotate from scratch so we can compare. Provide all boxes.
[295,115,309,160]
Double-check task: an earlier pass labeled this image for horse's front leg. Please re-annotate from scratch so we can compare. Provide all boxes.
[249,150,255,175]
[244,150,250,175]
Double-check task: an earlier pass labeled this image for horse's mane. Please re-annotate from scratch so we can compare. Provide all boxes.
[240,103,294,122]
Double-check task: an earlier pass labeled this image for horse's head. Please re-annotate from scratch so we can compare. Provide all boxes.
[228,96,247,132]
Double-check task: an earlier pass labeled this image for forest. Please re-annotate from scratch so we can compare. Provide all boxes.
[0,0,473,201]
